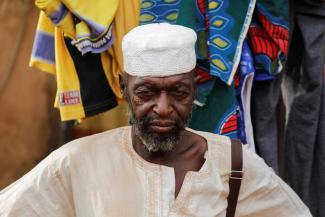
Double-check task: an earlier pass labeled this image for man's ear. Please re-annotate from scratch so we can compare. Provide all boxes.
[119,73,127,98]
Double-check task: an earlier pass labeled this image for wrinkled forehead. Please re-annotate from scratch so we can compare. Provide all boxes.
[126,72,195,88]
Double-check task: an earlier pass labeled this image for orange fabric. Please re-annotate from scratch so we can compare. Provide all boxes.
[102,0,141,101]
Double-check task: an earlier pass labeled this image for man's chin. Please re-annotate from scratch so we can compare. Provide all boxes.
[135,127,182,152]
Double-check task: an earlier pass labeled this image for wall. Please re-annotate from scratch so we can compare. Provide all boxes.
[0,1,60,189]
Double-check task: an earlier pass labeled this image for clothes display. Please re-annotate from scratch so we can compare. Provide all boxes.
[30,0,141,121]
[63,37,117,117]
[34,0,118,54]
[174,0,255,85]
[30,1,119,121]
[0,127,312,217]
[189,78,240,139]
[206,0,255,85]
[139,0,255,141]
[31,13,117,121]
[140,0,182,24]
[30,11,56,74]
[248,1,289,81]
[248,0,289,172]
[103,0,141,101]
[284,0,325,216]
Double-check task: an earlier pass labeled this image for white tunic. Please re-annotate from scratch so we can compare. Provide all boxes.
[0,126,312,217]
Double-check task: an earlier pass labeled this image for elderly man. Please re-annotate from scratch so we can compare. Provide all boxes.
[0,23,311,217]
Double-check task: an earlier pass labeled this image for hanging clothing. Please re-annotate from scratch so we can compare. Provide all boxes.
[176,0,258,142]
[248,0,289,81]
[177,0,214,106]
[0,127,312,217]
[189,78,240,139]
[205,0,255,85]
[251,74,283,173]
[31,13,117,121]
[247,0,289,172]
[34,0,118,54]
[284,0,325,216]
[140,0,255,85]
[174,0,253,140]
[63,37,117,117]
[30,12,56,75]
[103,0,141,101]
[234,39,255,151]
[140,0,182,24]
[30,0,141,121]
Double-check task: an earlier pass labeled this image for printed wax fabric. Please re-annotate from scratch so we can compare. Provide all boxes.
[284,1,325,216]
[190,78,239,139]
[0,127,313,217]
[140,0,255,85]
[139,0,256,140]
[248,1,289,81]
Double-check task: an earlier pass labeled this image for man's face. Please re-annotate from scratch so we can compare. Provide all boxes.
[123,72,195,152]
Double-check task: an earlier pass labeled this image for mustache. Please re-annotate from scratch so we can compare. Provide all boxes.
[139,115,183,130]
[128,110,192,130]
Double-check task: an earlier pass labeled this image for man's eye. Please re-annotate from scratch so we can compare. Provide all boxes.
[135,90,155,98]
[171,90,189,98]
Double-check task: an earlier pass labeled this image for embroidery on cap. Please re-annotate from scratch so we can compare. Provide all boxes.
[59,91,81,106]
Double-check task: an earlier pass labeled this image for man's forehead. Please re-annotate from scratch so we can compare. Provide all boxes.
[127,72,194,85]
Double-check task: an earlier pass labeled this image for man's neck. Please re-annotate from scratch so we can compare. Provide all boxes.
[131,127,208,198]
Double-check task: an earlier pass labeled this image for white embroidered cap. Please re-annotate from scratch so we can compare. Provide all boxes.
[122,23,197,77]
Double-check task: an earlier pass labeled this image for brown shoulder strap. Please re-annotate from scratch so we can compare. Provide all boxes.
[226,139,243,217]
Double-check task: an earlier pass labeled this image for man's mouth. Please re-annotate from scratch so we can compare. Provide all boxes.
[148,120,177,133]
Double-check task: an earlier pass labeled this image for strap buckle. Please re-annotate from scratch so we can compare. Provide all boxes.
[230,170,243,180]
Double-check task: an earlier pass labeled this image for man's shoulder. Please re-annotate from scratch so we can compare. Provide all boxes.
[62,126,130,153]
[187,128,233,172]
[47,126,131,166]
[186,128,232,152]
[187,128,270,176]
[190,129,277,184]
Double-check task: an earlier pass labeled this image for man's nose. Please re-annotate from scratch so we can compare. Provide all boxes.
[153,92,173,117]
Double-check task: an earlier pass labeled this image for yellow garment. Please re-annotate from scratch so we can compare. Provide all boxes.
[70,0,141,129]
[0,127,312,216]
[29,12,56,74]
[30,12,85,121]
[102,0,141,101]
[30,0,122,121]
[54,27,85,120]
[35,0,119,53]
